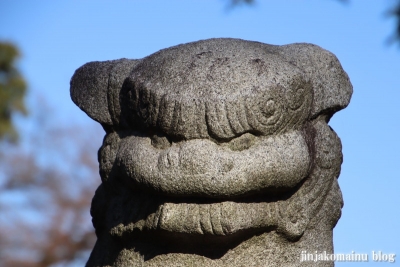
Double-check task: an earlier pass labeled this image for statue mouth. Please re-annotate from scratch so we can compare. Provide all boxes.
[109,128,312,240]
[117,129,311,199]
[109,190,309,243]
[108,195,306,259]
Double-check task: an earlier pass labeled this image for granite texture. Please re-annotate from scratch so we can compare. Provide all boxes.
[70,38,352,266]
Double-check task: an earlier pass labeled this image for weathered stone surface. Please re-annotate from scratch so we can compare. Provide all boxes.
[70,38,352,266]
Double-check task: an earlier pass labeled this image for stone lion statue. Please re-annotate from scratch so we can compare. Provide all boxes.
[70,38,352,266]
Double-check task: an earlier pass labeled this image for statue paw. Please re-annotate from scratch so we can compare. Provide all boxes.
[276,200,309,240]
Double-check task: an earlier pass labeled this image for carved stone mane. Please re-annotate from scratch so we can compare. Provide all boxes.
[71,38,352,266]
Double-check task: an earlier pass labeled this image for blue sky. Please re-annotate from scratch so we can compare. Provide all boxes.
[1,0,399,265]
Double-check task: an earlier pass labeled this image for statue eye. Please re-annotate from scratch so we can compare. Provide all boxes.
[224,132,257,151]
[151,133,171,149]
[261,99,276,117]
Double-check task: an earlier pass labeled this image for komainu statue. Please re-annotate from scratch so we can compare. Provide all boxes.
[70,38,352,266]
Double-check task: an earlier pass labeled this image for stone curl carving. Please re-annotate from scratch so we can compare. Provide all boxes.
[70,38,352,266]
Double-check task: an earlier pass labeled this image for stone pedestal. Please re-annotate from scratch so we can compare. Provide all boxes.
[70,38,352,266]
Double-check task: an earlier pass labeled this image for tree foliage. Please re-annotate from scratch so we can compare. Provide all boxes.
[389,0,400,43]
[0,42,27,142]
[0,108,102,266]
[0,42,100,267]
[232,0,400,45]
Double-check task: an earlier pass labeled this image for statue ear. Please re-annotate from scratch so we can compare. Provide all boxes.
[279,44,353,120]
[70,59,139,130]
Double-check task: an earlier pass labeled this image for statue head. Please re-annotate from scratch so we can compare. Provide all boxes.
[71,38,352,265]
